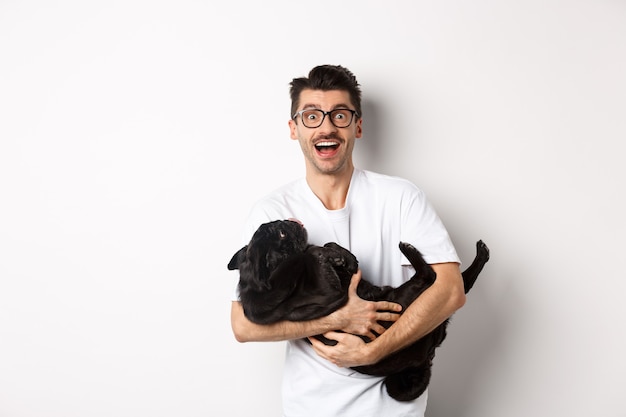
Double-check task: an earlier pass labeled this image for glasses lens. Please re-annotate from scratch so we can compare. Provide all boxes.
[300,109,324,128]
[329,109,353,127]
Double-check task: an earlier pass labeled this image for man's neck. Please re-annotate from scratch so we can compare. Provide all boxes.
[306,167,355,211]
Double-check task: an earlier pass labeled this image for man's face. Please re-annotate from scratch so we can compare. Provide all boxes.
[288,89,362,176]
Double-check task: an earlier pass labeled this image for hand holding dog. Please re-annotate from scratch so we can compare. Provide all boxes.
[309,330,377,368]
[328,270,402,341]
[309,270,403,367]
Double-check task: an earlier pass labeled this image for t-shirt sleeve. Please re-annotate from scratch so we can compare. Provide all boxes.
[400,186,460,266]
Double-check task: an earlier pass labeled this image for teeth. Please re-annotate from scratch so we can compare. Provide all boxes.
[316,141,337,147]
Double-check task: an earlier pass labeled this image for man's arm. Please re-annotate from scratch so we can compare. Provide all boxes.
[231,301,336,342]
[309,262,465,368]
[231,270,403,343]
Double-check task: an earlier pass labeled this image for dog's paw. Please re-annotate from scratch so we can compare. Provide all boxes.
[399,242,430,271]
[399,242,417,254]
[476,240,490,262]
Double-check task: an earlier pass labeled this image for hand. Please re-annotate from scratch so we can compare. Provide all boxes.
[309,331,374,368]
[329,270,402,341]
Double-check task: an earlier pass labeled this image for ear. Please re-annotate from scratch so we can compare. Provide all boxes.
[355,117,363,138]
[227,246,247,270]
[288,119,299,140]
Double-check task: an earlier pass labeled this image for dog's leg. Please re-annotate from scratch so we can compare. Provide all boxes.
[398,242,435,282]
[399,242,427,270]
[460,240,490,293]
[323,242,359,273]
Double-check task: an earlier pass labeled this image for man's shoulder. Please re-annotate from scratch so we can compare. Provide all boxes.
[247,176,309,216]
[355,169,422,195]
[258,176,307,201]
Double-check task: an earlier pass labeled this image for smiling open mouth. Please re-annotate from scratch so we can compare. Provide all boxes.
[315,141,339,152]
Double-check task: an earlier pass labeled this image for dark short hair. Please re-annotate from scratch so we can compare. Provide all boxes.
[289,65,362,119]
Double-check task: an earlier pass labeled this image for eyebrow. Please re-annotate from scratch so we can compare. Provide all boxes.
[300,103,353,111]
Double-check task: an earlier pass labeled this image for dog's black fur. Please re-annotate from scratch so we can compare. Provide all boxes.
[228,219,489,401]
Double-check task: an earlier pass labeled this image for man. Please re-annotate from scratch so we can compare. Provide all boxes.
[230,65,465,416]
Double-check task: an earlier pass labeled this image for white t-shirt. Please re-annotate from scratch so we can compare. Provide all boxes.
[235,169,460,417]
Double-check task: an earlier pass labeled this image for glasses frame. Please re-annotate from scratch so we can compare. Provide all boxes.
[292,108,360,128]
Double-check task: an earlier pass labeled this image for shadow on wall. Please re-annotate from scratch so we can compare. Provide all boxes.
[426,262,520,417]
[354,98,386,172]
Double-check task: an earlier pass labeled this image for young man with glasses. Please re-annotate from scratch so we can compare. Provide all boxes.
[231,65,465,416]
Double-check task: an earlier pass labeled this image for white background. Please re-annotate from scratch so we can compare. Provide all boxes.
[1,1,625,416]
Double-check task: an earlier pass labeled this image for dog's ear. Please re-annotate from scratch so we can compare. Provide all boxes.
[228,246,248,270]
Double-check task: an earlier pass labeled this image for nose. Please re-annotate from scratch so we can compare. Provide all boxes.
[318,112,338,132]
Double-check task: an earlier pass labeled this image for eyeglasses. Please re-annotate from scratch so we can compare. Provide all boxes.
[292,108,359,128]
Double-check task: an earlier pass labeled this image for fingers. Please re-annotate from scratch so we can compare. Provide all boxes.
[348,270,362,294]
[309,331,341,352]
[375,300,403,313]
[371,304,402,337]
[376,311,400,324]
[309,334,337,365]
[309,331,370,368]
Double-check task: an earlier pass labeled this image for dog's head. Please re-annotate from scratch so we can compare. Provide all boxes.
[228,219,309,289]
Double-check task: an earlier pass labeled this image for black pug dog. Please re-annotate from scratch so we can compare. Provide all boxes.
[228,219,489,401]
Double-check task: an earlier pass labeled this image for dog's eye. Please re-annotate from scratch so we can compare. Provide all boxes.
[279,230,286,239]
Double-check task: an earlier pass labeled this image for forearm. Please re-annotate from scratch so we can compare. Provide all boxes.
[365,262,466,363]
[230,301,337,343]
